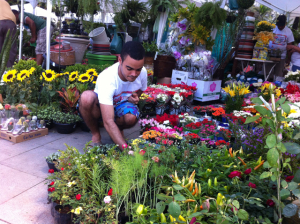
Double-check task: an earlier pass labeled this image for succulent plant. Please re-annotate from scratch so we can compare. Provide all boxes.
[23,121,29,128]
[26,115,32,120]
[11,105,16,111]
[8,121,14,131]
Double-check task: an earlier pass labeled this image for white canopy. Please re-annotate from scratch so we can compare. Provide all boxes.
[10,3,56,18]
[256,0,300,20]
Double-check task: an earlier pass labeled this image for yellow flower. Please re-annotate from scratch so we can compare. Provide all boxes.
[86,69,98,77]
[28,67,35,76]
[17,70,30,82]
[42,70,56,82]
[69,71,78,82]
[56,73,64,78]
[64,72,69,75]
[92,81,96,84]
[223,86,230,93]
[78,73,91,83]
[275,89,281,98]
[26,80,31,84]
[40,75,43,80]
[3,70,17,82]
[74,207,83,215]
[228,90,235,97]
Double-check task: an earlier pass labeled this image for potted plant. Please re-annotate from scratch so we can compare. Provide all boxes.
[46,152,60,172]
[183,121,201,134]
[155,93,169,115]
[199,119,217,140]
[33,106,56,129]
[142,41,158,65]
[226,11,237,23]
[52,111,81,134]
[237,0,255,10]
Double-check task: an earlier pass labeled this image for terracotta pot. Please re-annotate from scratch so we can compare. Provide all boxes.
[246,11,255,17]
[154,55,176,78]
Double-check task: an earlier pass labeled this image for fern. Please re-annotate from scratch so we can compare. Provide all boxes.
[194,1,227,30]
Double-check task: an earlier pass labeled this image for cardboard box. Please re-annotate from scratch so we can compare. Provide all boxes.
[0,128,48,143]
[157,77,171,84]
[171,70,192,84]
[187,79,222,102]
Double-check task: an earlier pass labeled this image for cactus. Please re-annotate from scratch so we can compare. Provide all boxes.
[26,115,32,120]
[17,119,22,125]
[7,121,14,132]
[23,120,29,132]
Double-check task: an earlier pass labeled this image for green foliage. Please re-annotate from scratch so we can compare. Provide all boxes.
[225,95,244,113]
[81,21,105,34]
[148,0,187,18]
[142,41,158,55]
[30,105,56,122]
[63,63,107,74]
[237,0,255,10]
[52,111,81,124]
[194,1,227,30]
[46,152,61,163]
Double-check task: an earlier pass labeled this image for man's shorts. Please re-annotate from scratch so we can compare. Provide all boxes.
[36,25,54,55]
[77,92,140,120]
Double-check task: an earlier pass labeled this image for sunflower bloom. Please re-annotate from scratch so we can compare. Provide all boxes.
[3,70,17,82]
[78,73,91,83]
[28,67,35,76]
[86,69,98,77]
[69,71,78,82]
[17,70,30,82]
[42,70,56,82]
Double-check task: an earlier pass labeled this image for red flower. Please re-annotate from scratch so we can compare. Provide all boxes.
[61,167,64,171]
[139,150,146,155]
[76,194,81,200]
[285,176,294,182]
[158,150,162,153]
[48,169,54,173]
[108,188,113,196]
[244,168,252,175]
[48,187,55,192]
[4,104,11,110]
[266,199,275,207]
[50,181,55,186]
[228,171,242,179]
[248,182,256,189]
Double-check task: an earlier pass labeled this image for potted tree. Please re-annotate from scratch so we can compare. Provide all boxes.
[52,111,81,134]
[142,41,158,65]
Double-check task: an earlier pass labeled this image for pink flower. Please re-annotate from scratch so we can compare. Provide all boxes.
[266,199,275,207]
[139,150,146,155]
[228,171,242,179]
[128,150,134,155]
[244,168,252,175]
[104,196,111,204]
[5,104,11,110]
[61,167,64,171]
[248,182,256,189]
[122,144,128,149]
[152,156,160,163]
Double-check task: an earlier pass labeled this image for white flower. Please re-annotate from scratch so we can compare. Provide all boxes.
[104,196,112,204]
[163,120,169,125]
[128,150,134,155]
[67,181,76,187]
[74,207,83,215]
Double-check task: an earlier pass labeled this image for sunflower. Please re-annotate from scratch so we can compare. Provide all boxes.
[69,71,78,82]
[92,81,96,84]
[78,73,91,83]
[86,69,98,77]
[3,70,17,82]
[28,67,36,76]
[17,70,30,82]
[56,73,64,78]
[42,70,56,82]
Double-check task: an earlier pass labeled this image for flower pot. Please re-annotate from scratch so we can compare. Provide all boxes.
[46,159,59,172]
[155,105,165,116]
[54,122,76,134]
[45,120,54,129]
[183,127,200,134]
[59,37,90,63]
[52,201,73,224]
[169,107,180,115]
[89,27,109,43]
[207,135,215,140]
[145,56,155,65]
[154,55,176,78]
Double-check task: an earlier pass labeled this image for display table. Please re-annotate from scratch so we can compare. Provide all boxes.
[234,57,279,81]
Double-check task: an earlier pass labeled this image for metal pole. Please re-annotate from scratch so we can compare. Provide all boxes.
[46,0,52,70]
[19,0,24,61]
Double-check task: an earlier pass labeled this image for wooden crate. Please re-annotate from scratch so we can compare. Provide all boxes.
[0,128,48,143]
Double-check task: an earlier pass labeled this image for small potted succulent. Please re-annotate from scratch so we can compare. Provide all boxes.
[45,152,60,172]
[52,111,81,134]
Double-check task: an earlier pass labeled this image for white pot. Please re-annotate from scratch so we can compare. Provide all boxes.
[89,27,109,43]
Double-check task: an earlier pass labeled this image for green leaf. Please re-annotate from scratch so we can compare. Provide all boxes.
[168,201,181,219]
[260,172,271,179]
[279,142,287,153]
[174,194,186,201]
[266,134,276,148]
[244,116,260,124]
[251,97,263,105]
[281,180,288,188]
[173,185,184,190]
[254,106,269,116]
[275,97,286,107]
[293,169,300,183]
[284,142,300,155]
[156,201,165,214]
[188,212,206,218]
[266,119,275,131]
[263,161,271,169]
[237,209,249,220]
[271,175,276,182]
[280,189,290,200]
[292,189,300,198]
[281,102,291,114]
[288,182,298,191]
[232,200,240,209]
[267,148,279,168]
[156,194,172,201]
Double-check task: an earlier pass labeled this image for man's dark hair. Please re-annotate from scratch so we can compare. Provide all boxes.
[120,41,145,61]
[12,10,19,15]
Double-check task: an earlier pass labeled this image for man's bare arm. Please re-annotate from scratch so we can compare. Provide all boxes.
[25,17,37,42]
[100,104,127,150]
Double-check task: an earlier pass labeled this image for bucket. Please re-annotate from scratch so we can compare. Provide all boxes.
[154,55,176,78]
[89,27,109,43]
[86,53,116,66]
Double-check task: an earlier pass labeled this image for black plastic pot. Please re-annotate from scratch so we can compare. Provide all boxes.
[45,120,54,129]
[54,122,76,134]
[52,201,73,224]
[46,159,59,172]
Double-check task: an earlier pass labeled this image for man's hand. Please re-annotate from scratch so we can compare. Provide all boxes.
[287,45,296,51]
[128,92,139,105]
[29,37,36,44]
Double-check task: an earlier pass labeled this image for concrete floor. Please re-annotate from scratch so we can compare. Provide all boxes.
[0,123,141,224]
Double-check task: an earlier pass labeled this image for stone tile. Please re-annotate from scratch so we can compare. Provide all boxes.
[0,145,59,179]
[1,140,42,158]
[0,181,53,224]
[0,164,44,205]
[0,219,11,224]
[0,152,13,163]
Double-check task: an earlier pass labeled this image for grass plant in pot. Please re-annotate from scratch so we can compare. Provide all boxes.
[52,111,81,134]
[46,152,60,172]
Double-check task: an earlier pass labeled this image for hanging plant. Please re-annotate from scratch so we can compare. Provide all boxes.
[237,0,255,10]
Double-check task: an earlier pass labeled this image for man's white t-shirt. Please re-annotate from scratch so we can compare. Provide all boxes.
[269,26,294,59]
[94,62,147,106]
[291,43,300,67]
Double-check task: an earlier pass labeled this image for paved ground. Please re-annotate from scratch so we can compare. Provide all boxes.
[0,123,141,224]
